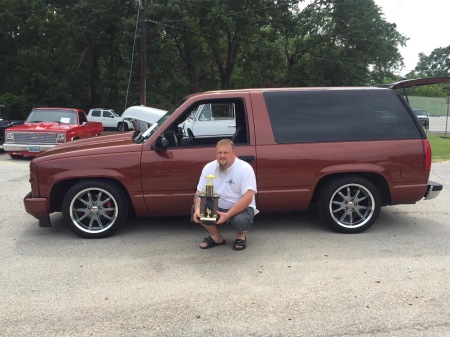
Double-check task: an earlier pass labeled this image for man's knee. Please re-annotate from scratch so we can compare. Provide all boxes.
[229,207,254,231]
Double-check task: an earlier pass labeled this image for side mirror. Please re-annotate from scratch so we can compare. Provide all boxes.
[152,136,169,151]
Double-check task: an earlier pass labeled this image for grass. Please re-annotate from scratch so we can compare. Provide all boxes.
[428,133,450,162]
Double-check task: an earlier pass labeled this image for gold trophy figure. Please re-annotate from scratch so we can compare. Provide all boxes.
[199,174,220,223]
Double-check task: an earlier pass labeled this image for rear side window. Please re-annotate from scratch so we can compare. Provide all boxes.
[264,90,420,143]
[91,110,101,117]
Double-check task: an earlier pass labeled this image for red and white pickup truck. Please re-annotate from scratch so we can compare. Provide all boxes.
[3,107,103,159]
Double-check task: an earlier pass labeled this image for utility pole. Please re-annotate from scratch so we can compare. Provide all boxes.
[140,0,147,106]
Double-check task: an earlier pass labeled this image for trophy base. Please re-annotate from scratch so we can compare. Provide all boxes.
[199,217,218,223]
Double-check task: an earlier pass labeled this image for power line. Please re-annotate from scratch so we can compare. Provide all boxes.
[125,0,141,109]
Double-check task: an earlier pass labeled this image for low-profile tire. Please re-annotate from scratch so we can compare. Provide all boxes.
[318,176,381,234]
[62,180,128,238]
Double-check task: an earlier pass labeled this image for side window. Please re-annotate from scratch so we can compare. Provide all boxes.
[264,90,420,143]
[103,111,113,118]
[164,98,248,148]
[92,110,101,117]
[79,112,87,124]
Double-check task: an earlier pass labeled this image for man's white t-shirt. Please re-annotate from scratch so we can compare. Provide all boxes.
[197,157,258,215]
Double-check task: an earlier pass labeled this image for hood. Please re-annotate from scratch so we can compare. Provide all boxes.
[6,121,75,132]
[122,106,166,124]
[33,132,142,161]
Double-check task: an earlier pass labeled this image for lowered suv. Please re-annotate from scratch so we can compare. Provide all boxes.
[23,77,446,238]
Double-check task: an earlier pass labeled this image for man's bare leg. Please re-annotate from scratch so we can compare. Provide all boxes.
[199,223,225,248]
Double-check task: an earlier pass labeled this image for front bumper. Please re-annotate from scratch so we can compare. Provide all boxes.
[424,181,443,200]
[3,143,56,152]
[23,191,52,227]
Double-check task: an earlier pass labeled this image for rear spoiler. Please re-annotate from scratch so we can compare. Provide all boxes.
[378,77,450,103]
[378,77,450,89]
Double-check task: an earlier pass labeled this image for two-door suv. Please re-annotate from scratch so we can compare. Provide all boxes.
[23,78,446,238]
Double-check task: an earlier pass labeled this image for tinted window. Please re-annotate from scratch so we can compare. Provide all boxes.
[264,89,420,143]
[92,110,101,117]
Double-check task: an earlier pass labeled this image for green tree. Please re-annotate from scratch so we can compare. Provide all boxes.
[298,0,406,86]
[414,46,450,77]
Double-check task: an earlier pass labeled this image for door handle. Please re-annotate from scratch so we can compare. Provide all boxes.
[238,155,255,163]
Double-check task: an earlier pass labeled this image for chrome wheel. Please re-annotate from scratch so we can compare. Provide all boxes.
[69,187,118,234]
[319,176,381,233]
[62,181,128,238]
[329,183,374,228]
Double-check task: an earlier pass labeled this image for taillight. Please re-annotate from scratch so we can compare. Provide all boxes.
[422,139,432,171]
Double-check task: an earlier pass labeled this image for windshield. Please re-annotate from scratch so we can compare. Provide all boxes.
[26,109,77,124]
[413,109,426,115]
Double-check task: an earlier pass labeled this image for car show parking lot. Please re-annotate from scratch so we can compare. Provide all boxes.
[1,146,450,336]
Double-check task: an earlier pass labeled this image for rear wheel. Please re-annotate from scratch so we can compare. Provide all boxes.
[318,176,381,233]
[62,180,128,238]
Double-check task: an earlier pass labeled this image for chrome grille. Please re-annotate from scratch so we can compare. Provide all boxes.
[12,132,58,144]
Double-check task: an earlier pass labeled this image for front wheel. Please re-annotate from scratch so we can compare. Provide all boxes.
[318,176,381,233]
[62,181,128,238]
[118,122,128,131]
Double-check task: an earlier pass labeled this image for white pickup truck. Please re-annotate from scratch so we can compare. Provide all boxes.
[87,108,133,131]
[178,102,236,140]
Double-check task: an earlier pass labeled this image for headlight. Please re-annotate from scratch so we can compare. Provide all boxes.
[56,133,66,143]
[6,132,14,141]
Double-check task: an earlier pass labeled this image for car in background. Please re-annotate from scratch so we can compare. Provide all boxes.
[178,103,236,142]
[0,104,24,149]
[3,107,103,158]
[413,109,429,129]
[87,108,133,131]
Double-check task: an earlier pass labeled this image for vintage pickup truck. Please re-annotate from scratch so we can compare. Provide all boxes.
[23,79,445,238]
[178,102,236,141]
[3,107,103,158]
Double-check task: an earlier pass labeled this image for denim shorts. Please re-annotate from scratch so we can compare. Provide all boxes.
[191,204,254,232]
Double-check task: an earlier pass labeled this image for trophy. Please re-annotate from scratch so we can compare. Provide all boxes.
[199,174,220,223]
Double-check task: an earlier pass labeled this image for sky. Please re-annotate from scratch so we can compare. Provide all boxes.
[374,0,450,75]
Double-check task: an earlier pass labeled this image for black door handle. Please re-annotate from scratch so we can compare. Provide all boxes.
[238,155,255,163]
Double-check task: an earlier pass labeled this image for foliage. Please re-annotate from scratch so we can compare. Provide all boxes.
[0,0,436,117]
[415,46,450,77]
[428,133,450,162]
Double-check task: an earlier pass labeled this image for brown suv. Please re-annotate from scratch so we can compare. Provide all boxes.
[23,78,446,238]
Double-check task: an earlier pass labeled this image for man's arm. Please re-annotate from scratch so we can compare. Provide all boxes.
[192,190,202,223]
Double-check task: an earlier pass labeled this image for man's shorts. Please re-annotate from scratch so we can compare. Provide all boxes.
[191,204,254,232]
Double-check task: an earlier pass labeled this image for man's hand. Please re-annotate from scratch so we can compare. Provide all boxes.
[214,210,229,224]
[193,208,202,223]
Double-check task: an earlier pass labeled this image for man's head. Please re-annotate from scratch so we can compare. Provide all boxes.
[216,139,235,170]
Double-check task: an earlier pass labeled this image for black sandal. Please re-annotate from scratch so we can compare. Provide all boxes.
[200,236,226,249]
[233,238,246,251]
